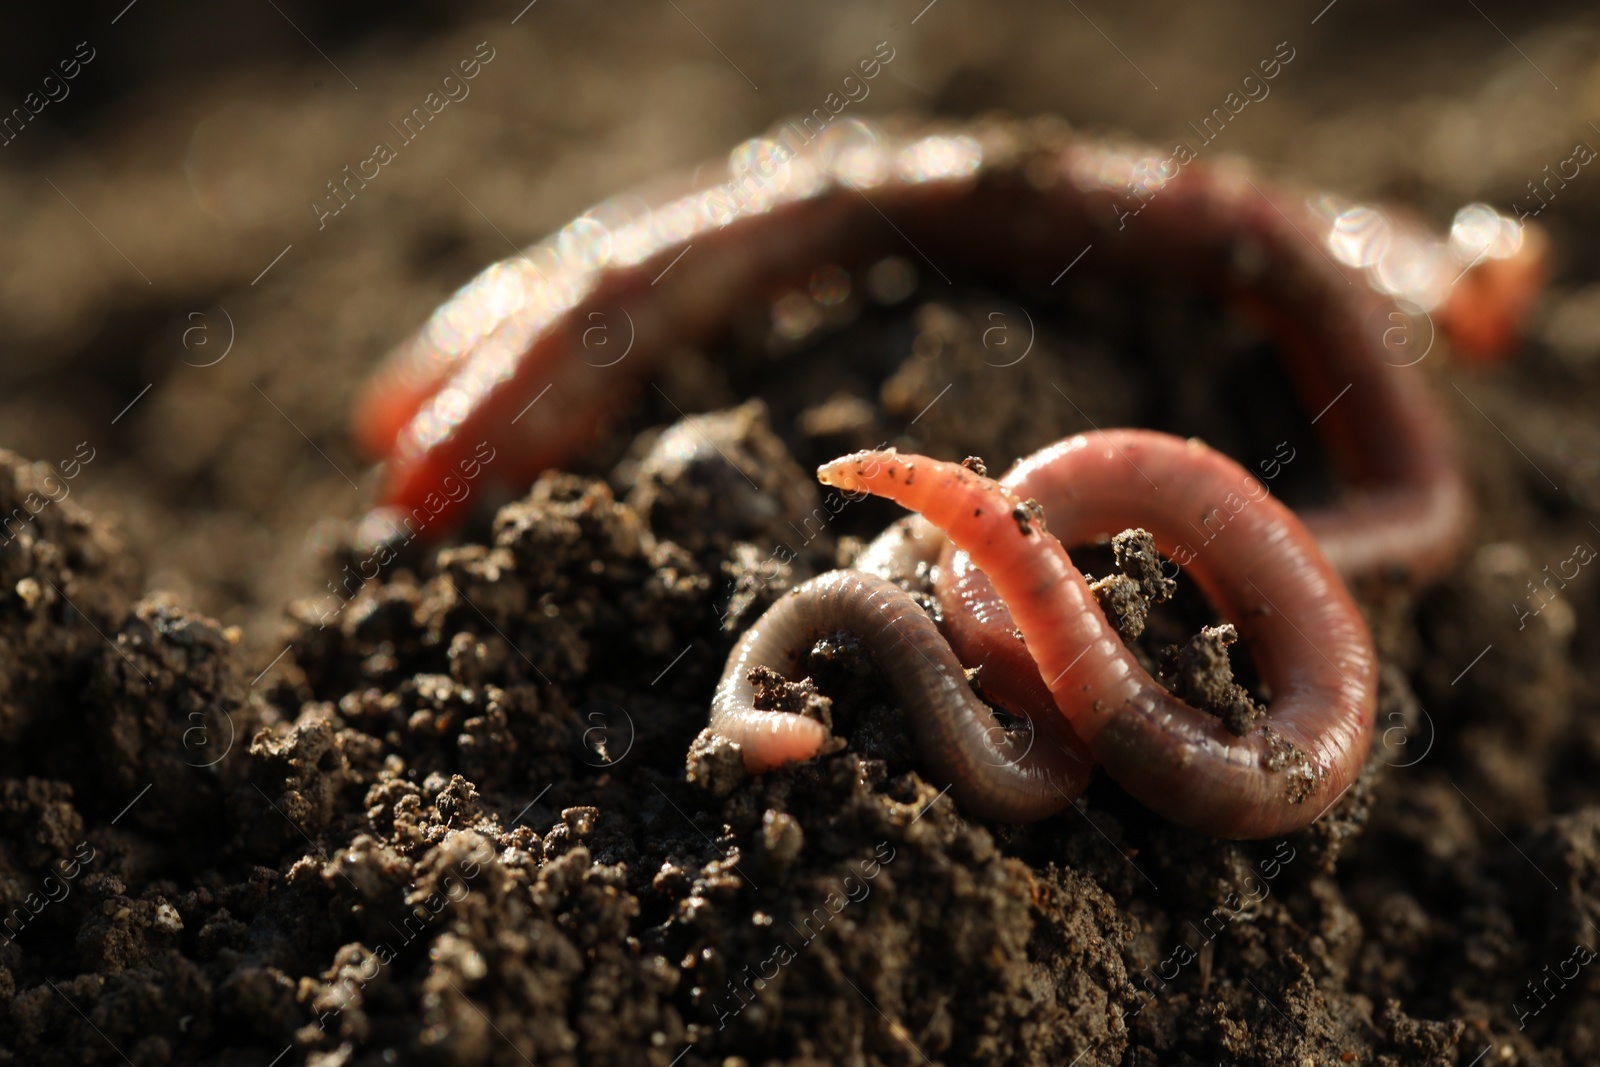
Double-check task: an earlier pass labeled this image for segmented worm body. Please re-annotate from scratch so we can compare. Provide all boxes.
[712,569,1094,822]
[356,117,1541,836]
[818,436,1377,839]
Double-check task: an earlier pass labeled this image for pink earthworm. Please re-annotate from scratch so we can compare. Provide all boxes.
[711,569,1094,822]
[352,116,1537,584]
[816,433,1378,840]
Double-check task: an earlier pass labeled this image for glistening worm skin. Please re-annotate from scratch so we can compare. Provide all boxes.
[850,514,944,584]
[711,569,1094,822]
[352,115,1535,584]
[817,434,1378,840]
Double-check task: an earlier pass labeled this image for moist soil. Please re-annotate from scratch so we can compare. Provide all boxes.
[3,4,1600,1066]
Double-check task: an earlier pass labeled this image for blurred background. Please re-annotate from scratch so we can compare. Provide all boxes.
[2,0,1597,647]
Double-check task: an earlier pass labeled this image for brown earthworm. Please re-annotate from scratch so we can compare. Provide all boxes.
[711,569,1094,822]
[352,116,1534,585]
[816,433,1377,840]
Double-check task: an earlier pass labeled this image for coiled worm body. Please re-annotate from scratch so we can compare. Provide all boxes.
[711,569,1095,822]
[818,435,1378,840]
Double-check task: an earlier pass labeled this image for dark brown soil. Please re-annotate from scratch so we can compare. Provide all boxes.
[3,3,1600,1065]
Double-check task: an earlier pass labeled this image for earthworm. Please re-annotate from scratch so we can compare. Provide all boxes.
[849,514,944,584]
[817,434,1378,840]
[353,115,1536,584]
[711,569,1094,822]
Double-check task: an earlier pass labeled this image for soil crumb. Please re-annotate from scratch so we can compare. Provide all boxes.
[1088,529,1177,642]
[1159,623,1265,736]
